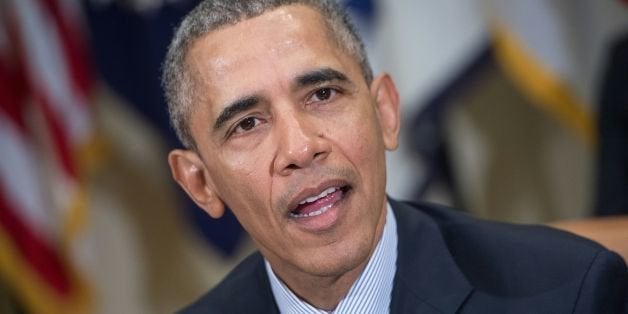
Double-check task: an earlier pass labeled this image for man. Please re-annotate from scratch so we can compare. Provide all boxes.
[162,1,628,313]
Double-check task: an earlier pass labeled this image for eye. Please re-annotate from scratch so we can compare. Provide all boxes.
[307,87,338,104]
[231,116,262,136]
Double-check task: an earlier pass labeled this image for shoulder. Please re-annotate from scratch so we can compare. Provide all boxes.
[178,252,277,314]
[393,200,627,302]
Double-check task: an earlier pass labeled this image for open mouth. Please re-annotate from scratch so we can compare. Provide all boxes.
[289,185,351,218]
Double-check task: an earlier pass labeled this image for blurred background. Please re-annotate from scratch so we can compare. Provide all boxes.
[0,0,627,313]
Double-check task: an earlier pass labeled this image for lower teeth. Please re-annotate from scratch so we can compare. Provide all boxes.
[291,204,333,218]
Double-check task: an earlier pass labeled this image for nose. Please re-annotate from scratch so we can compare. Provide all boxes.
[273,110,330,176]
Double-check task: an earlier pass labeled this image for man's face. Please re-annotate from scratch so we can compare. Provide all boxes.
[177,5,399,280]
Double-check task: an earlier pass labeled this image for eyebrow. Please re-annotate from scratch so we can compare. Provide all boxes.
[212,68,350,131]
[213,95,260,130]
[295,67,350,88]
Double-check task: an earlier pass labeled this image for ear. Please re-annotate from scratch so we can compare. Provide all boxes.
[168,149,225,219]
[370,73,401,151]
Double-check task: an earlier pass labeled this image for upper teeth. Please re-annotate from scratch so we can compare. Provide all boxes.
[298,187,338,205]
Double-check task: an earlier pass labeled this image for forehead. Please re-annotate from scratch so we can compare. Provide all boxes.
[196,4,334,55]
[184,5,359,110]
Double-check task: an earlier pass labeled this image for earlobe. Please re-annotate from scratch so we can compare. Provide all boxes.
[168,149,225,219]
[370,73,401,151]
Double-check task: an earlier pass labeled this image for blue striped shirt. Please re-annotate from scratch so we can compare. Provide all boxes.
[265,203,398,313]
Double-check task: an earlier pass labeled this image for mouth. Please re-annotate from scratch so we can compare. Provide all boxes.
[289,185,351,219]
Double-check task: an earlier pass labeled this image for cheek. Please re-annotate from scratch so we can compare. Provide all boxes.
[212,151,270,207]
[355,135,385,181]
[224,154,260,178]
[342,110,388,191]
[335,107,384,162]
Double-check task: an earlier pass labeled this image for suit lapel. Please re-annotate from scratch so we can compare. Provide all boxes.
[390,199,473,313]
[247,254,280,313]
[219,253,279,314]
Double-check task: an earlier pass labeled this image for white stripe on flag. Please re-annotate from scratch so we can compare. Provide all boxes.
[0,113,55,240]
[11,0,91,146]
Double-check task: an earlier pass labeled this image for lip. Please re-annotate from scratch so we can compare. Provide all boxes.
[286,179,351,214]
[286,184,351,232]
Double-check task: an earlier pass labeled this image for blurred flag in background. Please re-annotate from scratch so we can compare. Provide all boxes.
[485,0,628,216]
[487,0,628,147]
[84,0,245,257]
[345,0,488,205]
[0,0,96,312]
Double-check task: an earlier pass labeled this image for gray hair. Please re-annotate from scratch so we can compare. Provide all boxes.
[162,0,373,149]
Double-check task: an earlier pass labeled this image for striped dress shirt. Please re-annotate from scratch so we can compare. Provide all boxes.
[265,203,398,313]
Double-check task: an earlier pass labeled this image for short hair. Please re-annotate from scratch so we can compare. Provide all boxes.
[162,0,373,149]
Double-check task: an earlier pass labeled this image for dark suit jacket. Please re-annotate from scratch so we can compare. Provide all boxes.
[180,200,628,313]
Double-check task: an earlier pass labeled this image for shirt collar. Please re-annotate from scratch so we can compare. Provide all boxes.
[265,202,398,313]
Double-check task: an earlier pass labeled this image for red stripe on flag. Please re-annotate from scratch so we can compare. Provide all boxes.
[38,0,93,99]
[0,60,28,132]
[33,90,79,178]
[7,0,83,179]
[0,14,29,132]
[0,189,72,296]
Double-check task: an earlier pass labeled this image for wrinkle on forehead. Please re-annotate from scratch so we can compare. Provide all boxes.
[187,7,312,74]
[184,5,353,116]
[208,57,230,75]
[186,6,326,89]
[276,7,296,22]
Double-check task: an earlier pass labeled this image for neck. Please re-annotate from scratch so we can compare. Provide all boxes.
[267,201,390,310]
[271,217,387,309]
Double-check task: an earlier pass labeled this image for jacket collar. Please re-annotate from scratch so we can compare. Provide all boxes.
[390,199,473,313]
[250,199,473,314]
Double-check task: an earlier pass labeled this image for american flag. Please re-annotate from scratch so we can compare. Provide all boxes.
[0,0,95,312]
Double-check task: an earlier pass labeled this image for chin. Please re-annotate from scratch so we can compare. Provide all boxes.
[297,234,373,277]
